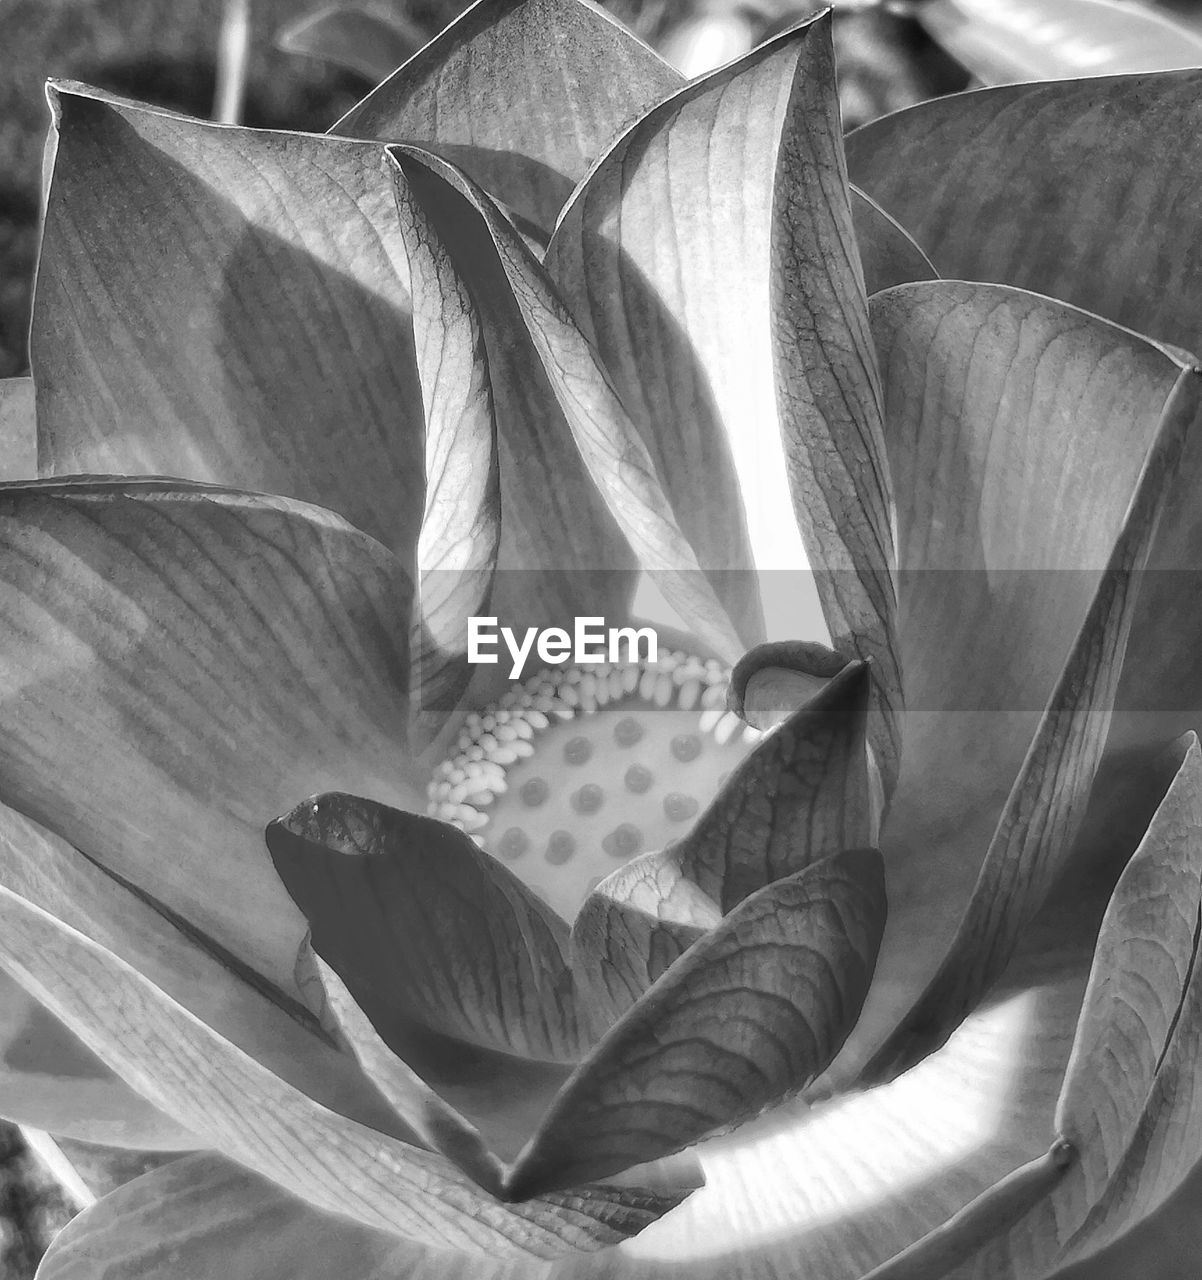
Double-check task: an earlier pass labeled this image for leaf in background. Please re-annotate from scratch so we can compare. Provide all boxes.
[392,146,748,664]
[865,359,1200,1080]
[332,0,682,234]
[546,13,902,793]
[267,792,586,1063]
[836,281,1196,1080]
[0,480,415,996]
[277,5,428,84]
[0,886,690,1257]
[507,850,887,1198]
[33,84,425,563]
[392,164,500,733]
[917,0,1202,85]
[0,377,35,481]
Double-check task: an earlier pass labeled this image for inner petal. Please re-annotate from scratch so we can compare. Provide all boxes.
[427,651,760,919]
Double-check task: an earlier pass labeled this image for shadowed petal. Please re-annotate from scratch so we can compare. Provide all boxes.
[267,793,586,1063]
[332,0,682,233]
[545,13,901,790]
[507,850,886,1198]
[33,85,425,560]
[391,164,501,734]
[0,479,416,995]
[391,147,746,663]
[865,362,1201,1079]
[0,799,411,1141]
[847,281,1197,1078]
[0,887,691,1258]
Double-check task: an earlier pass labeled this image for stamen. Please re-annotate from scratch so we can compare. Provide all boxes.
[427,650,761,918]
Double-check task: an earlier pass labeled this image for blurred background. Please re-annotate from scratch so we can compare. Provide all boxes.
[1,0,1200,1273]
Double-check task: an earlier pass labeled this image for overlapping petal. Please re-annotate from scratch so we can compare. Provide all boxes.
[331,0,681,234]
[842,281,1201,1075]
[0,480,416,994]
[32,86,426,562]
[0,885,691,1258]
[545,12,902,792]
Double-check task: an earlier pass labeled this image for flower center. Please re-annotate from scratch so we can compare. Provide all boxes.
[427,650,760,918]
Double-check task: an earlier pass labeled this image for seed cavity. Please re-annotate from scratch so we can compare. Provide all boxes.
[426,649,762,917]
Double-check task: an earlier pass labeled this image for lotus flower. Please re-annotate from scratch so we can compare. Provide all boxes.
[2,2,1202,1277]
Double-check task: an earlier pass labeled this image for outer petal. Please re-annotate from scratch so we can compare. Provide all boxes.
[0,970,193,1149]
[392,148,745,663]
[850,282,1197,1074]
[32,84,424,561]
[863,361,1200,1078]
[0,479,415,995]
[0,377,35,481]
[0,798,407,1139]
[0,886,690,1258]
[545,14,901,788]
[332,0,682,234]
[846,72,1202,368]
[36,1153,529,1280]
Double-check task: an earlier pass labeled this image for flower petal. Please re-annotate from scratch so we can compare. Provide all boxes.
[545,13,901,788]
[0,970,193,1149]
[859,734,1202,1277]
[850,189,937,297]
[0,886,690,1257]
[391,146,746,663]
[386,150,640,695]
[299,939,505,1194]
[568,849,720,1034]
[267,792,586,1064]
[332,0,682,233]
[32,85,424,559]
[680,658,876,912]
[608,902,1094,1277]
[506,850,887,1198]
[0,790,408,1140]
[866,362,1201,1079]
[915,0,1202,84]
[391,163,501,734]
[846,71,1202,357]
[848,281,1196,1076]
[0,377,35,481]
[0,479,415,995]
[36,1154,436,1280]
